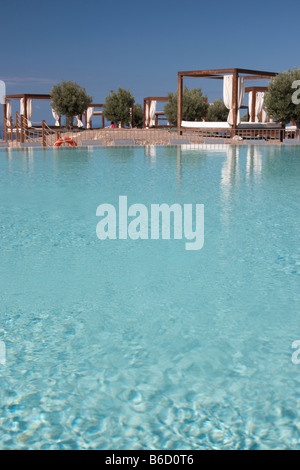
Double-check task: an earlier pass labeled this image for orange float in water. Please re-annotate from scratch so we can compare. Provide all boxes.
[54,137,77,147]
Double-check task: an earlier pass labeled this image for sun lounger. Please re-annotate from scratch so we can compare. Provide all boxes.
[204,139,225,144]
[181,121,283,129]
[19,142,43,147]
[243,139,267,144]
[113,139,135,146]
[81,139,103,146]
[283,139,300,144]
[169,139,191,144]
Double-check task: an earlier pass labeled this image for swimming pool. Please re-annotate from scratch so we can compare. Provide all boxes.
[0,145,299,449]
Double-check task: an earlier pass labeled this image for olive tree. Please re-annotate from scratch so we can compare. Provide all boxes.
[291,69,300,125]
[163,87,208,126]
[104,88,135,127]
[207,99,228,122]
[132,103,144,128]
[50,81,92,128]
[264,68,300,125]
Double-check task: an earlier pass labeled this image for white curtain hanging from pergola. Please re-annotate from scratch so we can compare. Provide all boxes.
[149,100,157,127]
[145,102,149,127]
[248,91,267,123]
[20,98,25,118]
[76,115,83,128]
[20,98,33,127]
[26,99,32,127]
[255,92,265,123]
[5,99,11,126]
[248,91,253,122]
[86,107,94,129]
[51,106,60,126]
[223,75,245,125]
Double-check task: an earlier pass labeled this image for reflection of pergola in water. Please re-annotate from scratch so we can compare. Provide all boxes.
[177,68,277,134]
[143,97,169,128]
[175,144,264,185]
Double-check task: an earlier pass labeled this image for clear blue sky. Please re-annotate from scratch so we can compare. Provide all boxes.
[1,0,299,121]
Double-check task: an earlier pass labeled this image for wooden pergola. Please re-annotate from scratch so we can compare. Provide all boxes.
[84,104,104,128]
[4,94,51,119]
[143,96,169,128]
[245,86,268,122]
[177,68,277,134]
[3,94,55,139]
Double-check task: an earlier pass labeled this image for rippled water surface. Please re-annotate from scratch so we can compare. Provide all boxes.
[0,145,300,449]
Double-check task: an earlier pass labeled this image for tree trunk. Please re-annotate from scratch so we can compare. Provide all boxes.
[67,115,73,129]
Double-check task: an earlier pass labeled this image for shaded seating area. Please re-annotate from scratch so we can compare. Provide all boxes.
[177,68,285,140]
[3,93,54,143]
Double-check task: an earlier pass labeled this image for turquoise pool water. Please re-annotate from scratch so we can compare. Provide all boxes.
[0,144,299,449]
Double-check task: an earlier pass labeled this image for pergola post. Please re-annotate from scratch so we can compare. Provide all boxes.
[15,112,19,142]
[23,97,27,125]
[143,98,146,128]
[21,115,25,143]
[10,116,13,142]
[177,73,183,135]
[148,99,152,127]
[42,120,46,147]
[23,97,28,140]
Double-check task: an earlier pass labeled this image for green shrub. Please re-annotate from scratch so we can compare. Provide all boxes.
[207,99,228,122]
[133,103,143,128]
[164,87,208,126]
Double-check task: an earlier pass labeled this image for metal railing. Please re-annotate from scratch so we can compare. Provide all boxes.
[1,121,300,148]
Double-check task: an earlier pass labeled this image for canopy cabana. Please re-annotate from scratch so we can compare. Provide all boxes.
[245,86,268,122]
[143,97,169,128]
[84,104,135,128]
[3,93,55,135]
[84,104,104,129]
[177,68,277,134]
[3,93,60,142]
